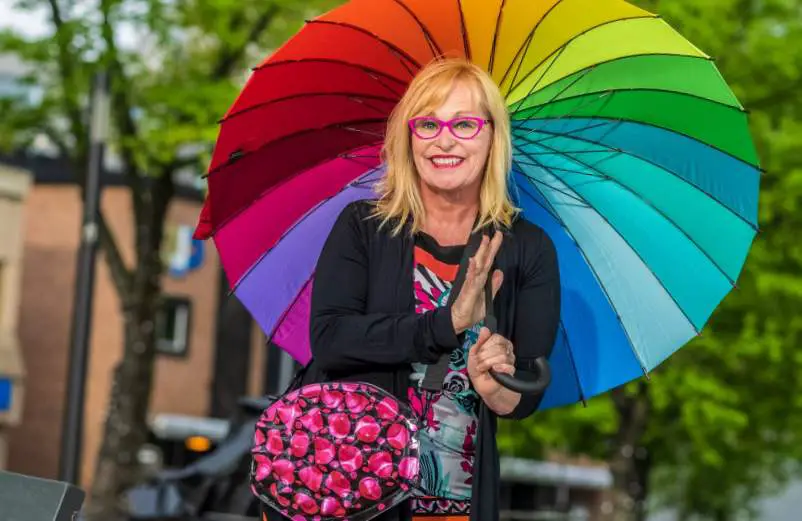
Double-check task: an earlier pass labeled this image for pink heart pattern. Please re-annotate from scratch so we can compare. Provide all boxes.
[250,382,421,521]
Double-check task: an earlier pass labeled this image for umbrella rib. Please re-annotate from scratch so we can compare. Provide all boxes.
[253,58,409,96]
[227,165,384,293]
[516,151,613,159]
[510,45,569,109]
[512,158,590,207]
[340,151,383,170]
[221,92,399,123]
[456,0,471,59]
[525,113,761,171]
[510,162,561,224]
[509,87,749,119]
[507,62,595,114]
[516,124,759,231]
[487,0,508,74]
[506,15,658,96]
[555,319,588,408]
[496,0,567,88]
[524,179,589,208]
[508,51,591,115]
[520,135,742,288]
[511,159,652,379]
[207,117,387,176]
[205,142,383,237]
[514,119,619,145]
[392,0,443,59]
[306,20,422,74]
[514,119,612,142]
[512,152,591,209]
[506,54,727,112]
[348,96,401,118]
[517,90,618,139]
[340,126,386,139]
[265,276,315,348]
[502,31,535,99]
[513,142,702,338]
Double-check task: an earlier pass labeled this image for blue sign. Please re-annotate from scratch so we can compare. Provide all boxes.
[0,378,11,412]
[168,225,205,278]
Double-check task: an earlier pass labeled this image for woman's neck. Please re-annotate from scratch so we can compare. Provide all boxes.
[420,185,479,246]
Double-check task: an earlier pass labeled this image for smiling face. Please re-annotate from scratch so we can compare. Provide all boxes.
[411,80,493,199]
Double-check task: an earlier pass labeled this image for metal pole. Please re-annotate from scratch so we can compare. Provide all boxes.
[59,71,109,484]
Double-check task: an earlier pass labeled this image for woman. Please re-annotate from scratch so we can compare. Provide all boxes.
[297,59,560,521]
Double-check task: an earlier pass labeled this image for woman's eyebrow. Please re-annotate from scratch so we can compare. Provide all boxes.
[450,110,479,117]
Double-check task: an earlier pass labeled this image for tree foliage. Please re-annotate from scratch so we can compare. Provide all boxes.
[1,1,337,519]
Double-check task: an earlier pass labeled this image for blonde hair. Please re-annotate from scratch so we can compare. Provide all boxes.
[373,58,517,235]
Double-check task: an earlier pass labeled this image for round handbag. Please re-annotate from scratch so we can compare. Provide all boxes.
[250,381,423,521]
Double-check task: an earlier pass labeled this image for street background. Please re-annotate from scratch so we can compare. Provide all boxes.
[0,1,801,520]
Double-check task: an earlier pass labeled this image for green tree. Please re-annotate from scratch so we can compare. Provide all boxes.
[500,2,802,520]
[0,0,336,519]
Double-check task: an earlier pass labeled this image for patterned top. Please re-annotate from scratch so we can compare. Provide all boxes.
[408,233,481,516]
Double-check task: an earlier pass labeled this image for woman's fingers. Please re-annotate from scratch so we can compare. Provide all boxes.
[473,231,499,270]
[486,231,503,270]
[454,231,505,331]
[473,333,515,373]
[475,326,493,346]
[491,269,504,299]
[468,231,503,287]
[477,353,512,373]
[491,363,516,375]
[470,234,488,270]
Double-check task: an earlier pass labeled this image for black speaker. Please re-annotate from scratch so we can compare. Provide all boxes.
[0,471,85,521]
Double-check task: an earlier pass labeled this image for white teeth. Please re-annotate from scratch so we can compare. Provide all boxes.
[431,157,463,167]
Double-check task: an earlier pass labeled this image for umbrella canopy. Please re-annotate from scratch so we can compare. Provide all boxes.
[195,0,760,409]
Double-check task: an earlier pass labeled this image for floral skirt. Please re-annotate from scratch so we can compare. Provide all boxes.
[411,496,470,519]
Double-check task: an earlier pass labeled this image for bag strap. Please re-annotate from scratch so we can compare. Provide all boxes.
[419,229,494,392]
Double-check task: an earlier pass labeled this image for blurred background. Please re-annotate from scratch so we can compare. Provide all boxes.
[0,1,800,520]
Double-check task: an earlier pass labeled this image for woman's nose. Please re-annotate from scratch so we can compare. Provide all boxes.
[435,128,456,149]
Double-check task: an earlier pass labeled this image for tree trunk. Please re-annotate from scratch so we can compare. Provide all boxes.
[714,507,730,521]
[602,383,652,521]
[85,261,163,520]
[85,173,173,521]
[633,445,652,521]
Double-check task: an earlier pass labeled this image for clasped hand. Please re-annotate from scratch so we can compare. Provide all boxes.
[467,327,516,398]
[450,231,517,398]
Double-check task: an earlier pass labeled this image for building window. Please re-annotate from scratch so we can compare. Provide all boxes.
[156,295,192,357]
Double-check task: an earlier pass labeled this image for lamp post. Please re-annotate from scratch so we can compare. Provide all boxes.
[59,71,109,484]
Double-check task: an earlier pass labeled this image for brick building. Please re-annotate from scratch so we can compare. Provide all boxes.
[0,165,31,470]
[0,153,265,488]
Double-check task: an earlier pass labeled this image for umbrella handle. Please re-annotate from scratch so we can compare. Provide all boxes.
[484,315,552,395]
[489,358,551,395]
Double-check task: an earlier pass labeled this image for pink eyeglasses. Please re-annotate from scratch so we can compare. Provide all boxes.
[408,116,492,140]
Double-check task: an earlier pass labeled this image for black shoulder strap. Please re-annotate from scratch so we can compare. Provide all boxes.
[419,228,496,392]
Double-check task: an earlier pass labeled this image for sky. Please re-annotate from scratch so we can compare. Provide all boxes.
[0,3,50,38]
[1,3,142,57]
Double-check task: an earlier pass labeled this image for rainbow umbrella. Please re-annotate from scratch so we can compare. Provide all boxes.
[194,0,760,409]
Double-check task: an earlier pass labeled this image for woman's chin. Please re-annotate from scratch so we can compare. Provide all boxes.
[421,173,474,194]
[423,181,465,195]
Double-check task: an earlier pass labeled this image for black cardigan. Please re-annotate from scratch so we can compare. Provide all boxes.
[272,200,561,521]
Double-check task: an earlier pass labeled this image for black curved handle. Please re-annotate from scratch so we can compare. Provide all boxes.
[484,315,552,395]
[490,357,551,395]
